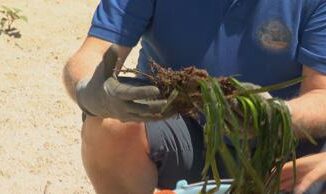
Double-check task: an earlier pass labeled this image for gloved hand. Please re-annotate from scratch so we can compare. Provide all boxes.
[226,82,278,138]
[75,46,170,122]
[238,82,273,99]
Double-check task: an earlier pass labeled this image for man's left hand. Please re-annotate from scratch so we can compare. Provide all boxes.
[280,152,326,194]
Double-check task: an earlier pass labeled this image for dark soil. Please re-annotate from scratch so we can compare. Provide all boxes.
[148,62,236,115]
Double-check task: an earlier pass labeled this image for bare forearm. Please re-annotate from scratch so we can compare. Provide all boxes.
[62,37,131,101]
[63,50,104,101]
[287,89,326,138]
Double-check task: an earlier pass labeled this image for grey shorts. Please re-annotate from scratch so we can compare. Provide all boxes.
[145,114,234,189]
[146,115,204,189]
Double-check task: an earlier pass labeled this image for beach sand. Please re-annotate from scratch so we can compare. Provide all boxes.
[0,0,139,193]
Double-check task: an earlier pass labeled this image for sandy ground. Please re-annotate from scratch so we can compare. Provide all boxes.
[0,0,138,193]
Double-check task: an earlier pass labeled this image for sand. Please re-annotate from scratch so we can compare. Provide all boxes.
[0,0,139,193]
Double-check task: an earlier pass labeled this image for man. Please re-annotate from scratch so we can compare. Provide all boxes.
[63,0,326,193]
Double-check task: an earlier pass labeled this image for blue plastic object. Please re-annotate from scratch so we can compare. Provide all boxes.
[173,180,231,194]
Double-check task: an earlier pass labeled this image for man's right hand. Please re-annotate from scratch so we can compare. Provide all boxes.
[75,45,169,122]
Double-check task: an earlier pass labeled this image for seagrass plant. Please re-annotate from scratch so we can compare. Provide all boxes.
[198,77,299,194]
[120,63,309,194]
[0,5,27,35]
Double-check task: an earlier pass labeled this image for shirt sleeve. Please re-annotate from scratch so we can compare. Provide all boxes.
[298,1,326,73]
[88,0,154,47]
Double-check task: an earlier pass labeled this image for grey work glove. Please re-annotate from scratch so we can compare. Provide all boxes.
[75,46,169,122]
[238,82,273,98]
[226,82,273,138]
[227,82,293,140]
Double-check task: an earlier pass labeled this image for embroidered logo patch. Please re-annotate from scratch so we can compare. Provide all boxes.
[257,20,291,51]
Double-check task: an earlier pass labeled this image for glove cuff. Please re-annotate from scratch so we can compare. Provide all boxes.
[274,99,292,114]
[75,79,96,117]
[284,101,292,115]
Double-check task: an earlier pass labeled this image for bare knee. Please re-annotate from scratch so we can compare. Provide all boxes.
[81,116,149,153]
[81,116,152,169]
[81,116,137,138]
[81,116,157,194]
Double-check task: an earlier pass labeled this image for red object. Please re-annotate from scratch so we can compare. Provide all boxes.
[154,190,176,194]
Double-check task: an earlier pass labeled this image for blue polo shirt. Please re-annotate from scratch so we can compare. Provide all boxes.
[89,0,326,99]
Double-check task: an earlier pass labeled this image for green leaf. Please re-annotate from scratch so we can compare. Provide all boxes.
[297,128,317,145]
[230,77,304,97]
[242,97,259,130]
[160,89,179,114]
